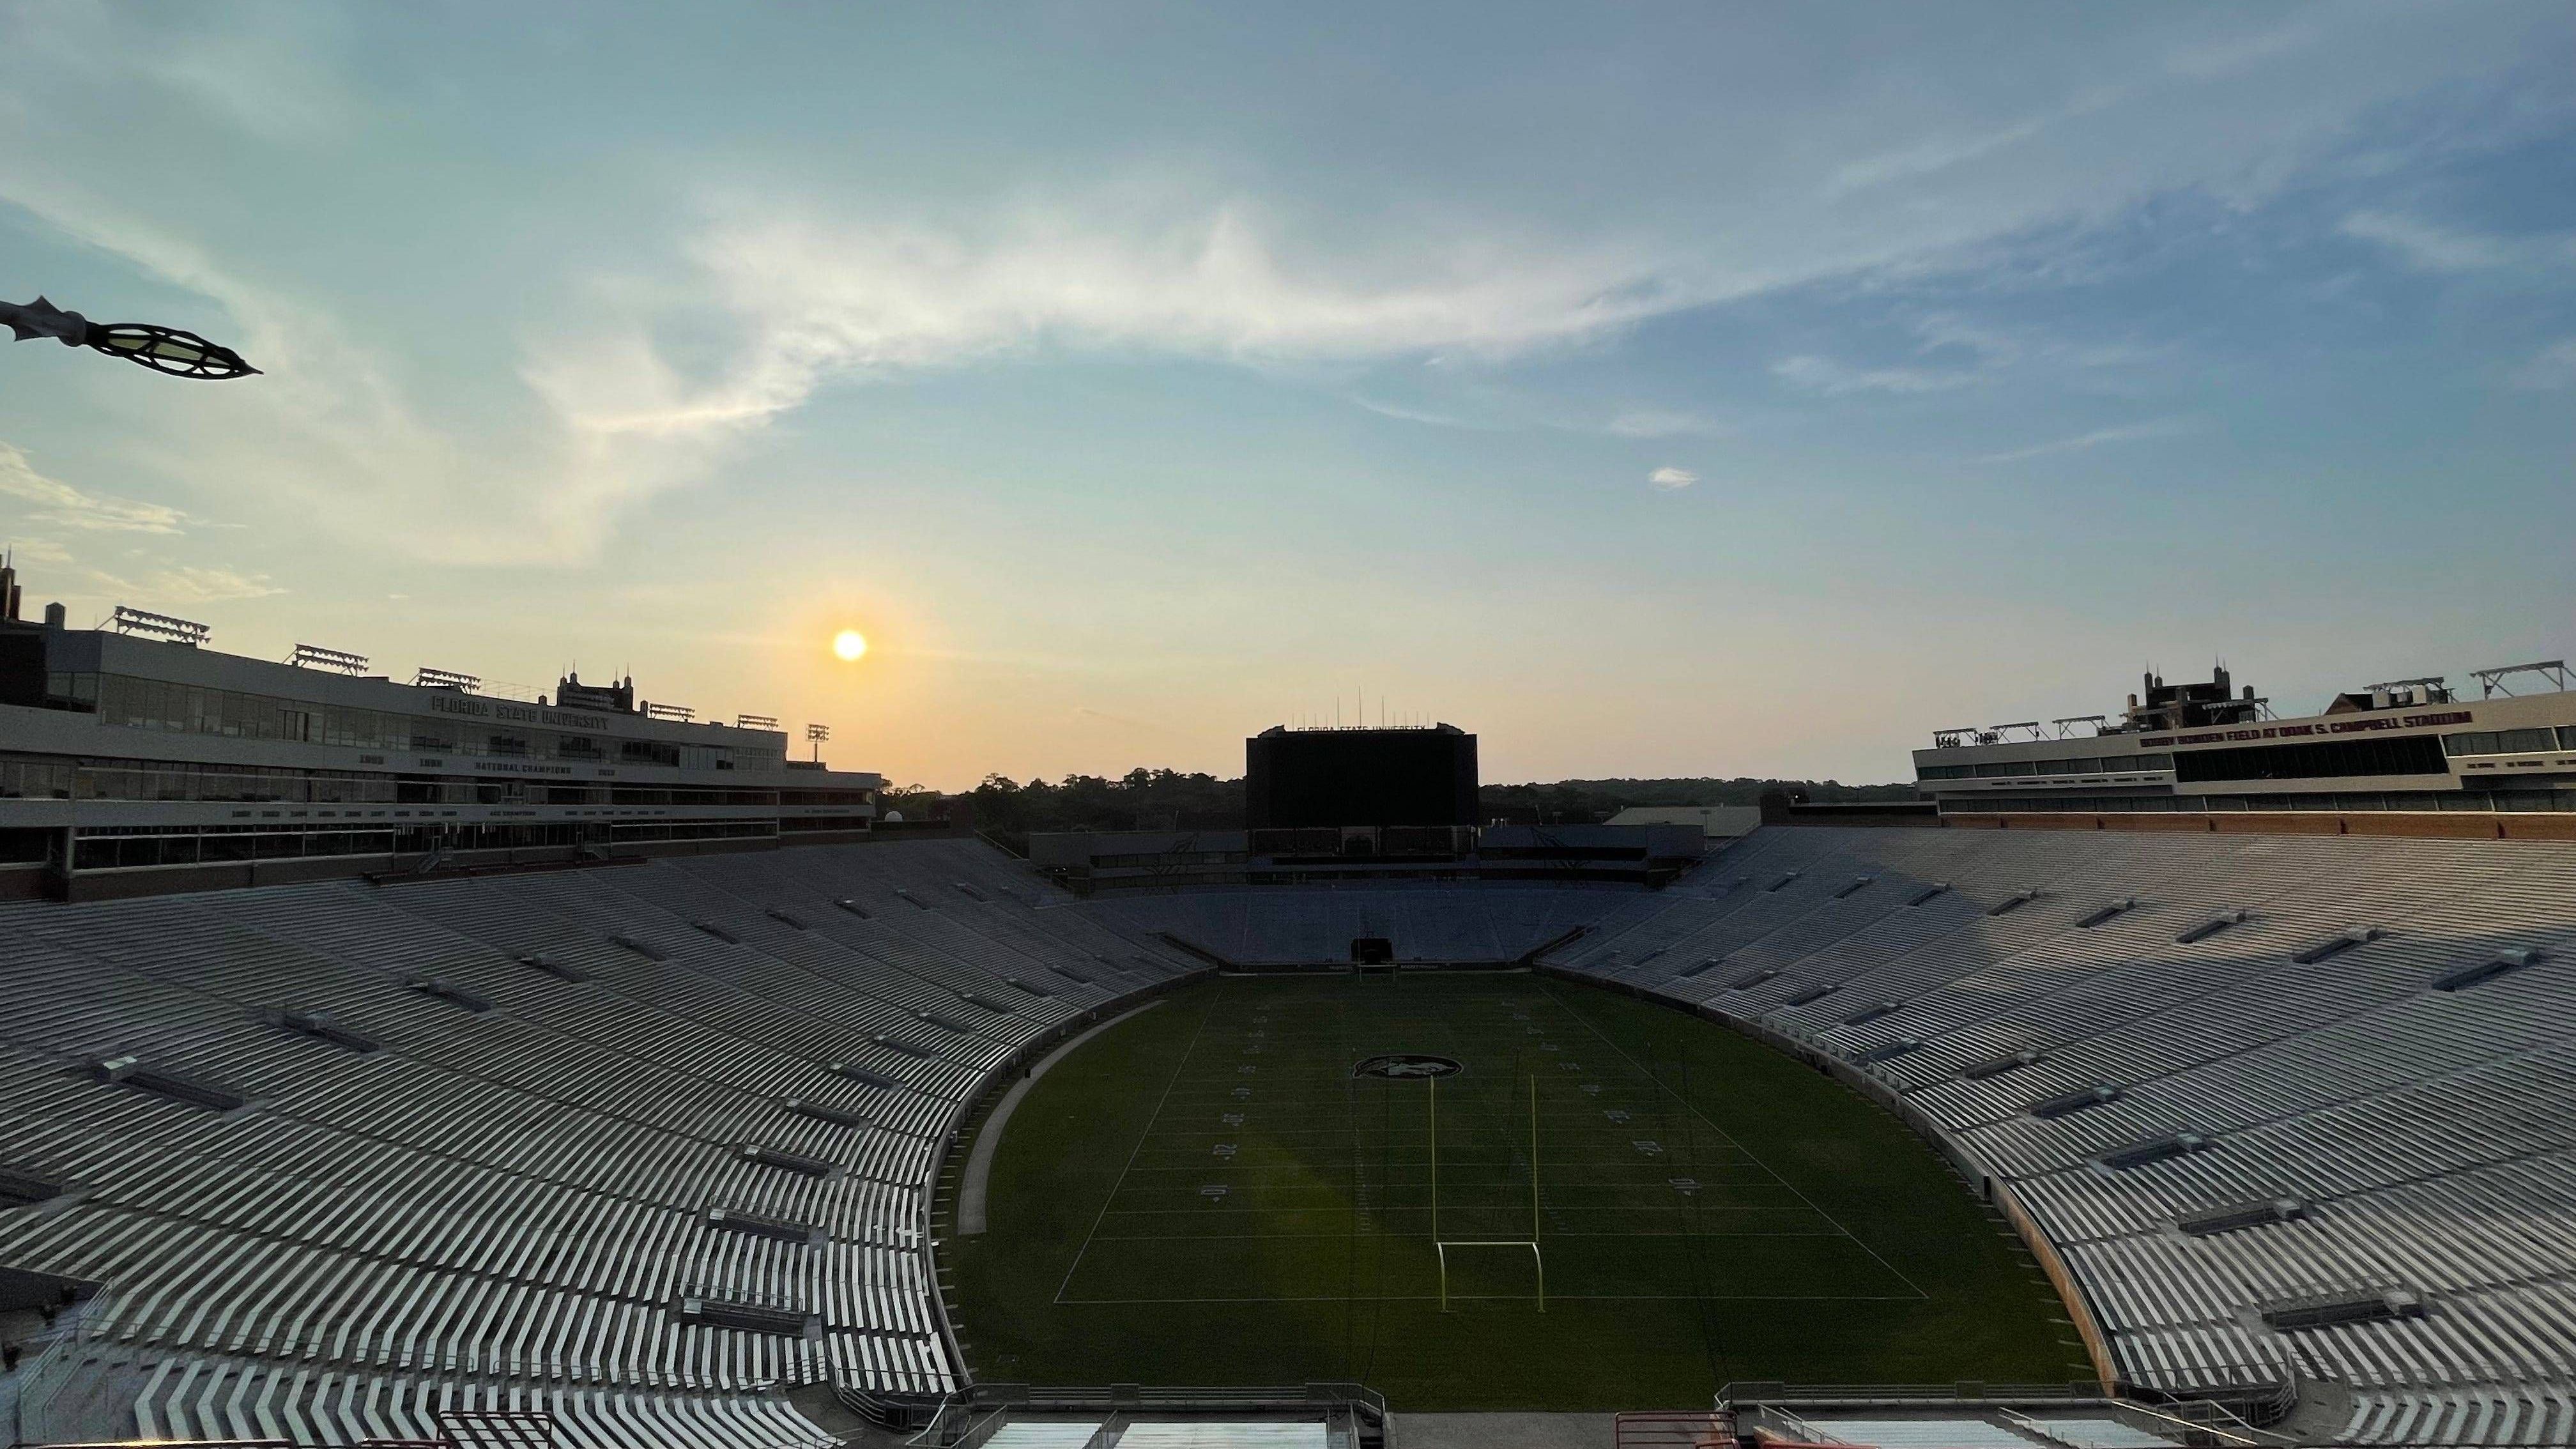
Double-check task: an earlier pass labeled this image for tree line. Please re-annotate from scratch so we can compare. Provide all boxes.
[937,769,1912,855]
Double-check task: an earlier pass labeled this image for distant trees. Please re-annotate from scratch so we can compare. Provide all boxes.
[877,783,944,818]
[968,769,1244,853]
[956,769,1912,854]
[1478,776,1915,824]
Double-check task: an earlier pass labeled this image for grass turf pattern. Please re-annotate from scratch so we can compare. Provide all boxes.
[940,972,2089,1409]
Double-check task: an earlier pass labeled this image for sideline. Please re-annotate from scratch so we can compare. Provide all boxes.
[958,998,1169,1235]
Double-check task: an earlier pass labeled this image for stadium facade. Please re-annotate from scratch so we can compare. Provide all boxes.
[1913,662,2576,829]
[0,558,883,901]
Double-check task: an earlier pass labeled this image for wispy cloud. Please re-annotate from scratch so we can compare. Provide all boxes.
[532,199,1682,447]
[0,447,282,606]
[144,565,286,603]
[2511,339,2576,390]
[77,563,286,606]
[1907,312,2025,369]
[503,196,1717,553]
[1646,466,1698,491]
[132,12,358,145]
[2339,210,2516,272]
[2338,210,2575,273]
[1348,396,1505,431]
[1823,15,2329,200]
[2162,16,2327,80]
[1974,418,2193,464]
[8,5,358,146]
[0,443,192,533]
[1,537,75,566]
[1604,409,1728,440]
[1828,114,2058,199]
[1771,355,1981,397]
[1770,312,2064,399]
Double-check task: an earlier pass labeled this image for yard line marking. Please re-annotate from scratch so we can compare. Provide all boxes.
[1043,974,1935,1321]
[1542,979,1933,1300]
[1050,979,1223,1306]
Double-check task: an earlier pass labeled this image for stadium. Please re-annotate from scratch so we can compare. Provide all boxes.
[5,12,2574,1448]
[4,551,2575,1449]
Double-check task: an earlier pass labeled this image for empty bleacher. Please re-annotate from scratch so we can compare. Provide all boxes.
[1533,825,2576,1446]
[10,825,2576,1445]
[0,838,1193,1448]
[1091,884,1626,965]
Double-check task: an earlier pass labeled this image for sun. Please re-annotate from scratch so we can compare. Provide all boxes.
[831,629,868,662]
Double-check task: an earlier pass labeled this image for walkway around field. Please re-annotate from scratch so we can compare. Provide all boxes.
[961,999,1169,1234]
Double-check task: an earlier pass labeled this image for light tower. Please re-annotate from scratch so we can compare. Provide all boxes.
[4,296,260,379]
[805,723,830,763]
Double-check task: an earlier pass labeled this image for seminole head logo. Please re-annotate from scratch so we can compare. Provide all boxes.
[1353,1053,1463,1080]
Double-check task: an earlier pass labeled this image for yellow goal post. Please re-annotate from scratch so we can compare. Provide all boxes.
[1426,1071,1547,1312]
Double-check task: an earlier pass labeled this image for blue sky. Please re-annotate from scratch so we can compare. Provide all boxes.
[3,3,2572,788]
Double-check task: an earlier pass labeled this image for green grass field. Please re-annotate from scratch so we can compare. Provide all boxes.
[939,972,2091,1409]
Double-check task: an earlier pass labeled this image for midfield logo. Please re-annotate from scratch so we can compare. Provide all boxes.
[1351,1053,1464,1080]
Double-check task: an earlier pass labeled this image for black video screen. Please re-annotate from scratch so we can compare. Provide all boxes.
[1246,730,1476,828]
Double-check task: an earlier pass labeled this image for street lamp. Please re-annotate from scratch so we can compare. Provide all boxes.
[3,295,260,379]
[805,723,829,763]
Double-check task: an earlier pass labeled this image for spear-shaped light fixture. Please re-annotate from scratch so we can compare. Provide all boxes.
[2,295,259,379]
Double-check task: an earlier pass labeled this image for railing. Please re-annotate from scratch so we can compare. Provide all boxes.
[2002,1399,2287,1448]
[902,1383,1390,1449]
[903,1398,999,1448]
[1719,1381,2108,1402]
[2112,1370,2303,1429]
[1610,1409,1734,1448]
[1718,1381,2303,1448]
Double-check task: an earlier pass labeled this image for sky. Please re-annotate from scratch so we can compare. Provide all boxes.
[2,3,2572,790]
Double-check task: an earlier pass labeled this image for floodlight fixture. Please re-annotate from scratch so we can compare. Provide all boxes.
[413,666,481,692]
[2471,661,2570,699]
[4,296,259,380]
[289,643,370,675]
[643,702,695,723]
[805,723,829,762]
[110,604,210,646]
[737,713,780,730]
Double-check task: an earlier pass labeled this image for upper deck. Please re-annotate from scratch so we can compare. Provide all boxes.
[1910,664,2576,816]
[0,593,887,896]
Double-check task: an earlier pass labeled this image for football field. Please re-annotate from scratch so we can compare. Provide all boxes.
[942,972,2090,1409]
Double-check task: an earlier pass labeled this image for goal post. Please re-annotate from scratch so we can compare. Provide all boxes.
[1436,1239,1545,1312]
[1428,1072,1546,1311]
